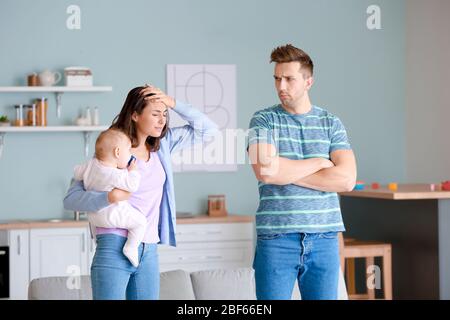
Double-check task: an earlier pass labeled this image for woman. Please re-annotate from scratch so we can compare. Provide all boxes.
[63,85,219,300]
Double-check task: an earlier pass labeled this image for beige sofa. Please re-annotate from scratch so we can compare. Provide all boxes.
[28,268,348,300]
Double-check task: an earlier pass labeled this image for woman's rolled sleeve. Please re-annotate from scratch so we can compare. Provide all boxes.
[63,179,110,212]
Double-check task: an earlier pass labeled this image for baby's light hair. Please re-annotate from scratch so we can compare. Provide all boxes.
[95,129,130,161]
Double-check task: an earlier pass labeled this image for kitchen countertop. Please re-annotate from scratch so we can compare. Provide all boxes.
[0,214,254,230]
[0,219,90,230]
[339,183,450,200]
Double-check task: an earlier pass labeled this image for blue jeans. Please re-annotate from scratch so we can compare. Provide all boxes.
[253,232,339,300]
[91,234,160,300]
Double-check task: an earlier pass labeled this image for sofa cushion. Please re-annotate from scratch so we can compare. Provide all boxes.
[29,270,196,300]
[27,267,347,300]
[160,269,195,300]
[28,275,92,300]
[190,268,256,300]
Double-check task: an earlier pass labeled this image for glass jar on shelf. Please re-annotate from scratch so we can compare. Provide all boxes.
[14,104,24,127]
[85,106,92,126]
[93,106,99,125]
[35,97,48,126]
[25,104,36,126]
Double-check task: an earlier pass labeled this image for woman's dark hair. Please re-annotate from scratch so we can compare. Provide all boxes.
[110,86,169,152]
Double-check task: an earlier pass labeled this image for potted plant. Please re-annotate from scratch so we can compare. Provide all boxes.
[0,115,11,126]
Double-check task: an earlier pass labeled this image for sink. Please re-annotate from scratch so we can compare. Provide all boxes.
[30,219,65,223]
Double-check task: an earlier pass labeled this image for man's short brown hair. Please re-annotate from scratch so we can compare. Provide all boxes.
[270,44,314,77]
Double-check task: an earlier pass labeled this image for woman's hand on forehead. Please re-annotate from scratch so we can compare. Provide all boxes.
[140,84,159,97]
[141,83,175,109]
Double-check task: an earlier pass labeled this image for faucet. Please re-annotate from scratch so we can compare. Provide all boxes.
[73,211,87,221]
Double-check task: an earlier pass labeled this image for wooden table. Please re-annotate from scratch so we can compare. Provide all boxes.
[339,184,450,299]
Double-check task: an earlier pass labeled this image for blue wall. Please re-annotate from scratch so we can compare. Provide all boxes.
[0,0,405,220]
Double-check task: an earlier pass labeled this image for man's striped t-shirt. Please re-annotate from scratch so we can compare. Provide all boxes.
[247,104,352,235]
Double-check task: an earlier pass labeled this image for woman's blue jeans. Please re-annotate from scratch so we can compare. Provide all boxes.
[90,234,160,300]
[253,232,340,300]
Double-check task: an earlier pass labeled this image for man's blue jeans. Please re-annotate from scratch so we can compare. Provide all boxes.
[90,234,160,300]
[253,232,340,300]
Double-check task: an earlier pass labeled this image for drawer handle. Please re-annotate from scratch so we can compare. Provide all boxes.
[202,255,224,260]
[81,236,85,253]
[178,256,196,261]
[175,230,222,236]
[0,250,6,255]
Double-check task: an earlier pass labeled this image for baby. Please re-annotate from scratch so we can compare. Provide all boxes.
[73,128,146,267]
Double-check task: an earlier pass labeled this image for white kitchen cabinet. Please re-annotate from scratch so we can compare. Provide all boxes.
[8,230,29,300]
[2,217,255,299]
[87,226,96,272]
[29,227,90,281]
[158,222,255,272]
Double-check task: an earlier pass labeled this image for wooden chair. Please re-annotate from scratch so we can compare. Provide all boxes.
[338,233,393,300]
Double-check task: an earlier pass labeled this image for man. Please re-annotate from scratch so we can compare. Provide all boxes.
[247,44,357,300]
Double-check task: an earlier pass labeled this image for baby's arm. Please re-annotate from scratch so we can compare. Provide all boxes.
[113,166,141,193]
[73,163,88,181]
